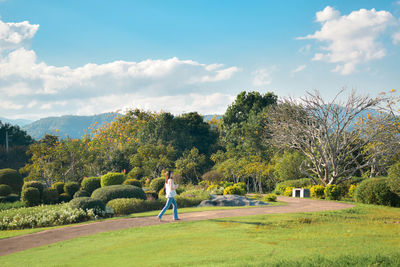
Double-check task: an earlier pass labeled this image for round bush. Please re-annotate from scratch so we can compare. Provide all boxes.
[52,182,65,194]
[81,177,101,194]
[59,193,72,203]
[264,193,277,202]
[42,188,59,204]
[22,181,44,198]
[0,184,12,197]
[69,197,105,212]
[150,177,165,193]
[310,185,325,199]
[123,179,142,188]
[91,184,146,204]
[356,178,400,207]
[223,185,246,196]
[324,184,342,200]
[107,198,165,215]
[283,187,294,197]
[101,172,126,187]
[64,182,80,197]
[3,194,19,203]
[21,187,41,206]
[73,190,90,198]
[0,168,23,194]
[127,167,143,180]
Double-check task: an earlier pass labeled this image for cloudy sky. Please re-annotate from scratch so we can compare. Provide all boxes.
[1,0,400,120]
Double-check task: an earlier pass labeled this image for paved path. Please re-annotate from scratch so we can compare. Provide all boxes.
[0,196,354,256]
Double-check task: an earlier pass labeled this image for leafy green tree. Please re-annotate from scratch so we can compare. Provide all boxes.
[175,147,206,184]
[271,150,307,181]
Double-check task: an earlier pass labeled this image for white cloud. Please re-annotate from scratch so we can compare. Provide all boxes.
[252,67,277,86]
[393,31,400,44]
[291,65,306,73]
[0,19,241,119]
[298,44,311,54]
[298,6,398,75]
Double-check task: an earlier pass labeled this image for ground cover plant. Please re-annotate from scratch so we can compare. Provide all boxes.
[0,203,398,266]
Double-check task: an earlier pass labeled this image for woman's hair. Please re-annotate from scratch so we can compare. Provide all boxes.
[164,170,172,184]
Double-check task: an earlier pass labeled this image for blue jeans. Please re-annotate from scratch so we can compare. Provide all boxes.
[158,197,178,220]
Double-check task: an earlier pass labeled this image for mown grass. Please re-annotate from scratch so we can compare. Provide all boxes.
[1,203,399,266]
[0,201,284,239]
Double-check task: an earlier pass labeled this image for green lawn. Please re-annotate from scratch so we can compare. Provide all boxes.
[0,201,285,239]
[1,203,399,266]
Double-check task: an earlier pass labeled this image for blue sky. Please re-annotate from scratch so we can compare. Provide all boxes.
[0,0,399,120]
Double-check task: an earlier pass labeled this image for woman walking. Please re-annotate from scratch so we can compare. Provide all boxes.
[157,170,180,221]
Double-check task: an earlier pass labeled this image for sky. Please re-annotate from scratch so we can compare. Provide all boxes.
[0,0,400,120]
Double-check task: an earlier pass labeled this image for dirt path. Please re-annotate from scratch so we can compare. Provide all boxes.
[0,196,354,257]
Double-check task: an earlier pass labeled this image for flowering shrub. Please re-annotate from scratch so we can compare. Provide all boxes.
[324,184,342,200]
[283,187,294,197]
[0,204,96,230]
[310,185,325,199]
[223,185,245,196]
[207,184,224,195]
[264,193,277,202]
[348,184,358,198]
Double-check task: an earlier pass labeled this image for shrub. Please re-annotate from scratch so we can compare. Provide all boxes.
[91,184,146,204]
[52,182,65,194]
[42,188,59,204]
[324,185,342,200]
[69,197,105,212]
[235,182,247,192]
[264,193,277,202]
[388,161,400,179]
[175,195,205,207]
[0,184,12,197]
[107,198,165,215]
[158,188,165,199]
[0,168,23,194]
[123,179,142,188]
[81,177,101,194]
[22,181,44,198]
[283,187,294,197]
[207,184,224,195]
[73,190,90,198]
[348,184,359,198]
[127,167,143,180]
[310,185,325,199]
[180,188,210,199]
[387,176,400,196]
[64,182,80,197]
[1,194,19,203]
[150,177,165,193]
[201,170,223,183]
[21,187,41,206]
[223,185,246,196]
[101,172,126,187]
[274,178,313,195]
[0,201,24,210]
[356,178,400,207]
[59,193,72,203]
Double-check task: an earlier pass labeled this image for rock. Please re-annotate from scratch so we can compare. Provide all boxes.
[198,194,269,207]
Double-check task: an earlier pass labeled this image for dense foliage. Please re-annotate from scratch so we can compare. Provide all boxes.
[91,184,146,203]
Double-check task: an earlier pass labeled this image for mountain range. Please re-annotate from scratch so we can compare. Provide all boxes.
[1,113,222,140]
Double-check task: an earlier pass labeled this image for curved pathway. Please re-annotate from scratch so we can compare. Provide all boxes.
[0,196,354,256]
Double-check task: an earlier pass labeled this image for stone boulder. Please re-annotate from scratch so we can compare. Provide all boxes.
[198,194,269,207]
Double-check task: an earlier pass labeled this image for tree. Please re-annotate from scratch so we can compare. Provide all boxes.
[270,150,307,181]
[264,89,395,185]
[175,147,206,184]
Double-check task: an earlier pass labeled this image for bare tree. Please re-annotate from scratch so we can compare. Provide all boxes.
[263,89,398,185]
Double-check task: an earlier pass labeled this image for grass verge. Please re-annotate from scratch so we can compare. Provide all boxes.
[1,203,399,266]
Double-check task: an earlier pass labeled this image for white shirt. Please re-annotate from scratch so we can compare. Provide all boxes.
[165,179,178,198]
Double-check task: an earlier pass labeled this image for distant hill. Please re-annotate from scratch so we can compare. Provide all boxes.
[0,117,33,127]
[23,113,121,140]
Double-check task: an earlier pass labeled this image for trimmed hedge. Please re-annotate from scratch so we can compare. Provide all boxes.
[356,178,400,207]
[69,197,105,212]
[127,167,143,180]
[91,185,146,204]
[22,181,44,198]
[107,198,165,215]
[123,179,142,188]
[64,182,80,197]
[81,177,101,194]
[274,178,313,195]
[42,188,59,204]
[150,177,165,193]
[101,172,126,187]
[0,168,23,194]
[59,193,72,203]
[21,187,41,206]
[0,194,19,203]
[0,184,12,197]
[52,182,65,194]
[74,190,90,198]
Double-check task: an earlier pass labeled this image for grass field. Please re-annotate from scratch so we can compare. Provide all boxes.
[1,203,399,266]
[0,201,285,239]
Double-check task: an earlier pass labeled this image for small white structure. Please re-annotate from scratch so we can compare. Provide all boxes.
[292,188,310,198]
